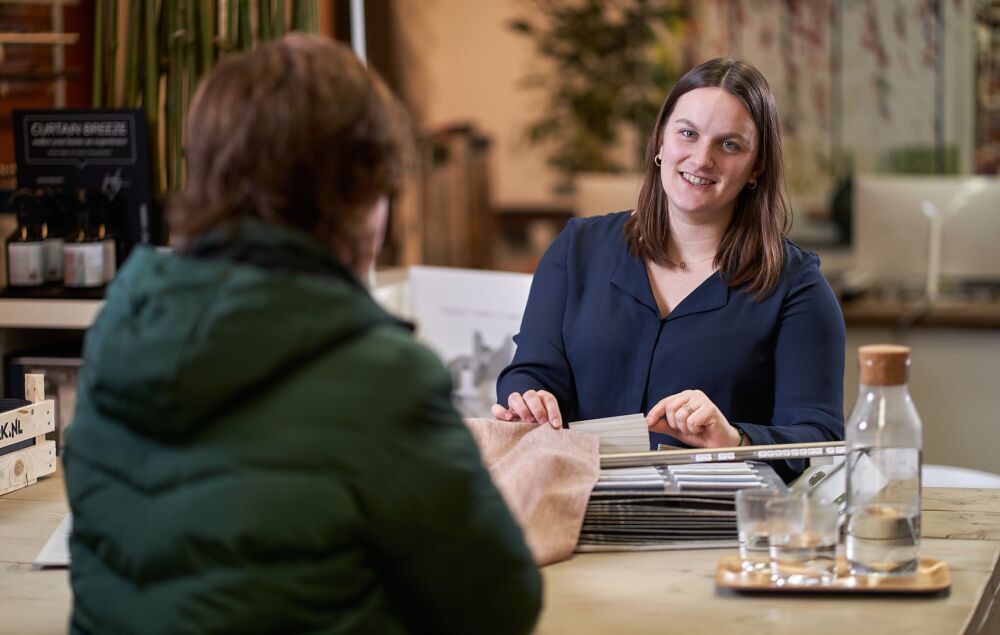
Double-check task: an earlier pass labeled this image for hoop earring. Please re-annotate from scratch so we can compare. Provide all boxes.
[747,178,757,190]
[654,154,662,167]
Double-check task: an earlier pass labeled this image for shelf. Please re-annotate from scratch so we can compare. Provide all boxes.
[0,68,81,80]
[0,298,101,329]
[840,297,1000,330]
[0,1,81,5]
[0,32,78,45]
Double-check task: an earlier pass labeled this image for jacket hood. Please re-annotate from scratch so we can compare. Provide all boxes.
[80,220,399,441]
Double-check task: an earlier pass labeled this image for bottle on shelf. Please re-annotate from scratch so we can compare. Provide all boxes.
[106,189,128,271]
[63,189,106,288]
[95,190,117,284]
[39,187,66,284]
[5,189,45,288]
[845,344,923,577]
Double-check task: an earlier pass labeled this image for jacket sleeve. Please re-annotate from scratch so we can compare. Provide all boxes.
[496,222,578,421]
[734,260,846,480]
[356,344,542,635]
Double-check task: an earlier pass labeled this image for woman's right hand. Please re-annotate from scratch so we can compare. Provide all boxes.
[491,390,563,429]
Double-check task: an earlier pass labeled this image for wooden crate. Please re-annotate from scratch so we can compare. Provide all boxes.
[0,373,56,496]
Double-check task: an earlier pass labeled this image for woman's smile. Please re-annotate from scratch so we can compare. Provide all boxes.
[679,172,716,187]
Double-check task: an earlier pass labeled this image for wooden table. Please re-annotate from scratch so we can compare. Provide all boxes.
[0,468,71,635]
[538,488,1000,635]
[2,473,998,635]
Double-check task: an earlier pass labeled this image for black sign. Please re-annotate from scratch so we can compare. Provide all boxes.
[13,109,160,252]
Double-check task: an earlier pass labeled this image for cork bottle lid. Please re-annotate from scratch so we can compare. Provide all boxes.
[858,344,911,386]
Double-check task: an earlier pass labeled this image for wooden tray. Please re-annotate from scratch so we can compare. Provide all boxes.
[715,554,951,593]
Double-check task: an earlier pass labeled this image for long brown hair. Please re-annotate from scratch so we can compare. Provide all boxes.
[170,34,410,264]
[624,57,790,299]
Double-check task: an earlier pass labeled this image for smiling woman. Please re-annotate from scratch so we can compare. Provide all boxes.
[494,58,846,482]
[627,58,789,300]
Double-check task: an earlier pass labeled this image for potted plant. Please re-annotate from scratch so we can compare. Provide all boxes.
[509,0,688,212]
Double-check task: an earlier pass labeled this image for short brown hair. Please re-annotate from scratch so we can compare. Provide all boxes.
[624,58,790,299]
[170,34,410,260]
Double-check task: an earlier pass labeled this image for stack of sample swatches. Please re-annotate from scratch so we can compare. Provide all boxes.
[568,414,652,454]
[576,461,786,551]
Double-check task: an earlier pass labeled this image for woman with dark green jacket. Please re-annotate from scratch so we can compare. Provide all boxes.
[63,35,541,635]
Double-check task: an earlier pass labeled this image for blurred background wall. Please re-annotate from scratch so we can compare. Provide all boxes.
[1,0,998,474]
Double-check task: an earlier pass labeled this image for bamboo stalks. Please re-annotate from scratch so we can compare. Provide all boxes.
[165,0,182,190]
[183,0,197,188]
[308,0,318,32]
[143,0,160,191]
[97,0,307,193]
[162,0,173,190]
[273,0,285,37]
[158,0,173,188]
[92,0,104,106]
[107,0,118,106]
[237,0,251,51]
[227,0,239,52]
[196,0,215,73]
[258,0,272,42]
[123,0,142,106]
[292,0,307,32]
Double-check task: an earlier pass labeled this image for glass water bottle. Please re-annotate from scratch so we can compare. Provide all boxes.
[845,344,922,577]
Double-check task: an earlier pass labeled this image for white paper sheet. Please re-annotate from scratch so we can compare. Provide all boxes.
[34,513,71,568]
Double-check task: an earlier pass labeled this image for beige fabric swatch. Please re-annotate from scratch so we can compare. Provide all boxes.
[464,418,601,566]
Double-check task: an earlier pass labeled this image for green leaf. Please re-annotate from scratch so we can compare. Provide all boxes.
[508,0,688,175]
[508,18,534,35]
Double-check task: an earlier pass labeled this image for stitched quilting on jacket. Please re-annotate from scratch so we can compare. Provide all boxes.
[64,219,541,635]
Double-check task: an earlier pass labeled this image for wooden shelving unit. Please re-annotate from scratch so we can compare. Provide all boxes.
[0,0,83,184]
[0,297,101,329]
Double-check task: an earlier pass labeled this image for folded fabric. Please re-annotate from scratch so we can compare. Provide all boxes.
[463,418,601,566]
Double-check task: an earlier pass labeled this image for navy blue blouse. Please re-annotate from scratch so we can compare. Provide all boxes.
[496,212,846,479]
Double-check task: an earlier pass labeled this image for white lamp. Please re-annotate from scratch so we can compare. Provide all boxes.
[919,177,989,303]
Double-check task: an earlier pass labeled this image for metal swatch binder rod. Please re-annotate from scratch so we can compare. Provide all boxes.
[601,441,846,469]
[567,413,846,468]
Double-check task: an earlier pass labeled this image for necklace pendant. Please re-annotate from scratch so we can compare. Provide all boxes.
[679,262,686,269]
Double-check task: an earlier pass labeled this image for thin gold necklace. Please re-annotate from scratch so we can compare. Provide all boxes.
[667,250,715,270]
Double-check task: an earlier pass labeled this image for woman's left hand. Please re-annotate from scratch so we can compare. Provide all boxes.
[646,390,742,448]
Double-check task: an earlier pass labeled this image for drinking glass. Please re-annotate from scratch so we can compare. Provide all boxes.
[735,487,782,573]
[767,493,839,586]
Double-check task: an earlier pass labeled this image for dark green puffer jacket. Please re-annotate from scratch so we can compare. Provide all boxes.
[63,220,542,635]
